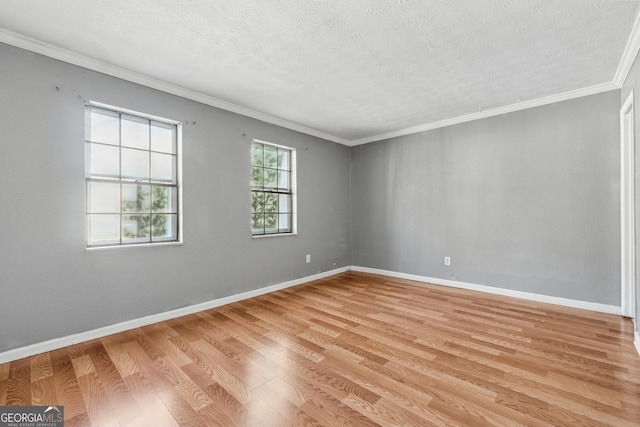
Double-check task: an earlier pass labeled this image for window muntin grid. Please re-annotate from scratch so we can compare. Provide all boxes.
[85,105,180,247]
[251,140,295,235]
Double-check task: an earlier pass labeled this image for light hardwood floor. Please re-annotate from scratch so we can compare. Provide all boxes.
[1,271,639,426]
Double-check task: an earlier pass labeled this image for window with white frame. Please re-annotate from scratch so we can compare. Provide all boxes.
[251,140,295,236]
[85,104,181,247]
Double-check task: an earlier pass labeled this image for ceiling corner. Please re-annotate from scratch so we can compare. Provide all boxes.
[614,8,640,87]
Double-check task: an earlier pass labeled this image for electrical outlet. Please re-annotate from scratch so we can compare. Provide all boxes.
[306,254,311,263]
[444,256,451,266]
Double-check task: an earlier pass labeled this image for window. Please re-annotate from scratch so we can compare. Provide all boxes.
[251,140,295,236]
[85,104,181,247]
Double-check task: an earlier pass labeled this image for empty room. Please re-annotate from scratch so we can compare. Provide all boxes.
[1,1,640,426]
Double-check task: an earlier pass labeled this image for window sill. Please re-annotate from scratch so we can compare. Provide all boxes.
[86,241,183,252]
[252,232,297,240]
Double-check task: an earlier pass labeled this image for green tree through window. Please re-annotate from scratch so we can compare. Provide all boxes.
[122,186,171,239]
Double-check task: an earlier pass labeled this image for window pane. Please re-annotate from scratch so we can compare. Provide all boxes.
[252,214,264,234]
[265,193,277,213]
[87,143,119,178]
[251,144,264,166]
[278,150,290,170]
[151,122,176,154]
[264,168,278,188]
[264,146,277,168]
[278,213,291,232]
[278,194,291,214]
[88,182,120,213]
[121,147,149,180]
[151,186,177,213]
[121,115,149,150]
[278,171,290,191]
[122,214,151,241]
[151,153,176,182]
[88,214,120,244]
[89,109,119,145]
[251,191,265,214]
[152,214,177,240]
[122,184,150,213]
[265,214,278,233]
[251,166,264,187]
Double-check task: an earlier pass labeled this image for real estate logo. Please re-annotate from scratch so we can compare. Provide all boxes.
[0,406,64,427]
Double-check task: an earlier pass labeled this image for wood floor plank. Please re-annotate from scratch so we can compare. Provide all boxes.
[196,403,234,427]
[71,354,97,377]
[202,383,249,425]
[5,357,30,405]
[0,363,10,382]
[30,352,53,382]
[190,340,251,405]
[51,354,88,420]
[76,372,121,427]
[31,376,58,407]
[1,271,639,426]
[89,343,141,426]
[156,387,206,427]
[145,351,212,412]
[320,347,440,420]
[499,372,640,426]
[122,373,180,427]
[361,357,552,427]
[102,341,140,378]
[0,380,7,406]
[244,385,299,427]
[122,340,175,393]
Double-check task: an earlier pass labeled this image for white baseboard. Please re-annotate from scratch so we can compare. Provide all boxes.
[0,267,349,365]
[351,266,621,316]
[0,265,627,364]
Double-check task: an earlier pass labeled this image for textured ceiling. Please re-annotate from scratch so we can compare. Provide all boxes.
[1,0,639,143]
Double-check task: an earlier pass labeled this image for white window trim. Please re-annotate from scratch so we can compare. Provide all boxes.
[251,138,297,238]
[86,241,183,252]
[85,101,184,250]
[251,232,298,239]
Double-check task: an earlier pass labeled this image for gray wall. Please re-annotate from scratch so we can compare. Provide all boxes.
[0,43,351,353]
[622,52,640,332]
[351,91,621,305]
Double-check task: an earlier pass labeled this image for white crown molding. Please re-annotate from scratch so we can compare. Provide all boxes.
[0,266,349,364]
[0,28,350,146]
[351,266,622,316]
[0,27,629,148]
[347,82,620,146]
[615,8,640,87]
